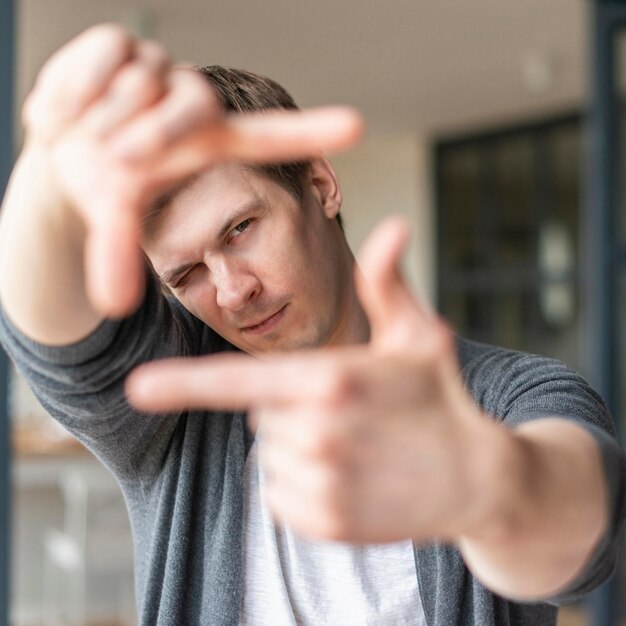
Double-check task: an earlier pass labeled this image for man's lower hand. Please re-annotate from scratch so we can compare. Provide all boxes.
[126,216,513,544]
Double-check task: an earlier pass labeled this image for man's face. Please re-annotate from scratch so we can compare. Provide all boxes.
[142,163,353,355]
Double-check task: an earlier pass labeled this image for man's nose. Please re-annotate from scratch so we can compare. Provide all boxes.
[213,262,261,312]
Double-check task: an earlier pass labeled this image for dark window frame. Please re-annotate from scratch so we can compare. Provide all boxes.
[434,112,583,353]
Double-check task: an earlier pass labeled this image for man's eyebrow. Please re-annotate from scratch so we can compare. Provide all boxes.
[216,199,264,240]
[144,174,202,227]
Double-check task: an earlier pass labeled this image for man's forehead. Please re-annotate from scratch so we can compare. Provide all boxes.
[144,165,261,235]
[151,173,202,217]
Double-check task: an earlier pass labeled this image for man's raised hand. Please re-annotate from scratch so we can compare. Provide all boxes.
[126,217,510,544]
[22,24,363,317]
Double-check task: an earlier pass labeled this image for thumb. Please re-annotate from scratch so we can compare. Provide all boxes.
[355,216,431,348]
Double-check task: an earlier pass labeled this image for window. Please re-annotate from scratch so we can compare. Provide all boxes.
[436,116,583,371]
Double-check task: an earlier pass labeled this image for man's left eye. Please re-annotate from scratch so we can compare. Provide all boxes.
[230,219,252,238]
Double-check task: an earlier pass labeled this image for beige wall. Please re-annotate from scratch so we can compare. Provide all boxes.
[331,133,435,304]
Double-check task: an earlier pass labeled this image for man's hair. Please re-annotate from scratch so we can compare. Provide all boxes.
[196,66,343,228]
[197,66,308,200]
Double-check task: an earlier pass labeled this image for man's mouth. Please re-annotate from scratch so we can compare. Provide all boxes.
[240,305,288,335]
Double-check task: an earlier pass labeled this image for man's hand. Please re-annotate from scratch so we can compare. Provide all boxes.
[126,216,510,543]
[127,216,608,600]
[21,24,363,317]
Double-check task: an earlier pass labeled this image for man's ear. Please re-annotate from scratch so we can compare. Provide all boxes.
[308,157,342,219]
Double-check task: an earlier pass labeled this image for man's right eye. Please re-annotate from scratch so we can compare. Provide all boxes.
[173,269,192,289]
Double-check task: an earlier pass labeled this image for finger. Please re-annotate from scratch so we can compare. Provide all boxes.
[113,104,364,174]
[84,197,145,317]
[264,464,354,542]
[24,24,133,139]
[259,404,370,462]
[258,441,346,502]
[107,68,221,160]
[205,106,364,164]
[80,40,169,137]
[125,351,359,412]
[355,216,432,344]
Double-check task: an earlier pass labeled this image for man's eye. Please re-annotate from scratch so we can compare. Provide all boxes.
[230,219,252,238]
[172,272,189,289]
[172,266,198,289]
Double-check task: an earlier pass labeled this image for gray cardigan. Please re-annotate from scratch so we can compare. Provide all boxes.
[1,277,624,626]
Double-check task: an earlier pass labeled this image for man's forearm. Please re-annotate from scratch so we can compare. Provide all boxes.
[458,418,607,601]
[0,144,103,345]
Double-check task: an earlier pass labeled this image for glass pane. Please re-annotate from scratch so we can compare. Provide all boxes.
[492,134,535,267]
[549,123,581,245]
[439,146,482,269]
[437,120,582,370]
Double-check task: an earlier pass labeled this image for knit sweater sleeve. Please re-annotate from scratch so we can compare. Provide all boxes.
[457,338,626,604]
[0,274,224,485]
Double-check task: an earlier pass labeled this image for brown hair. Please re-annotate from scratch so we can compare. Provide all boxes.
[145,66,343,240]
[196,66,343,228]
[197,66,308,200]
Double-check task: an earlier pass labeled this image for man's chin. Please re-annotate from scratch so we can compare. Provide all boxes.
[235,331,326,356]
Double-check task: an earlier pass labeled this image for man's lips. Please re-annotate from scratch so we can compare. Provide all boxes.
[240,305,288,334]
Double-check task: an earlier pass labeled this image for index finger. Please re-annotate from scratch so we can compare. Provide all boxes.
[211,106,365,163]
[125,352,343,412]
[113,104,364,169]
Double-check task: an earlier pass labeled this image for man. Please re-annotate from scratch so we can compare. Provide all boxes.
[0,25,624,626]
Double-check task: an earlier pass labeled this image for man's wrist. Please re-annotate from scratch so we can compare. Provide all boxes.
[457,417,607,552]
[456,417,531,545]
[455,419,608,599]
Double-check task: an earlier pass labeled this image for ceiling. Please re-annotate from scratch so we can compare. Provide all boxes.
[17,0,588,136]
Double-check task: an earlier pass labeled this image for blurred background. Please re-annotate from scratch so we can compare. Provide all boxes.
[1,0,625,625]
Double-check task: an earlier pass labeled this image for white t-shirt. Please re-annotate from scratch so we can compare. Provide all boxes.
[239,441,427,626]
